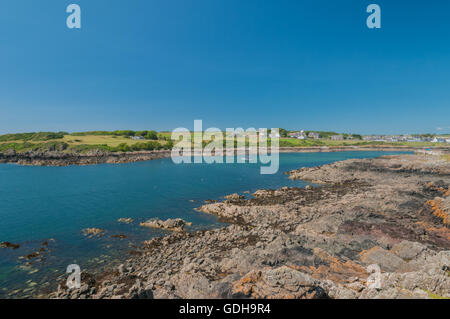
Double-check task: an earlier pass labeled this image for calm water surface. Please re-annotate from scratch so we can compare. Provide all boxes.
[0,151,409,297]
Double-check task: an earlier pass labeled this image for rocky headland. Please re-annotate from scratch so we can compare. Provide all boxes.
[0,149,171,166]
[51,154,449,299]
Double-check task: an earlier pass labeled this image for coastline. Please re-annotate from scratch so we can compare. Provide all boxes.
[50,153,450,299]
[0,149,172,166]
[0,146,447,166]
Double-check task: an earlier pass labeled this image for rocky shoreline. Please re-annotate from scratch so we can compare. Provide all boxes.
[0,149,172,166]
[0,146,446,167]
[51,153,449,299]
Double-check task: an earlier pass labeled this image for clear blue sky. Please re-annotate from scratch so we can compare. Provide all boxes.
[0,0,449,134]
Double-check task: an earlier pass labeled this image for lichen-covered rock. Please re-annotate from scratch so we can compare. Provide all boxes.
[232,267,328,299]
[360,247,407,272]
[390,240,427,261]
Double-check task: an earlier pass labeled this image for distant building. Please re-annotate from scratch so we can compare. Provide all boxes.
[407,137,423,142]
[363,135,385,142]
[346,134,354,140]
[387,136,398,142]
[308,132,320,139]
[432,137,447,143]
[289,130,306,139]
[131,136,145,140]
[331,135,344,141]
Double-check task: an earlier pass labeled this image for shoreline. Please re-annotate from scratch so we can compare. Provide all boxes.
[50,153,450,299]
[0,146,447,167]
[0,149,172,166]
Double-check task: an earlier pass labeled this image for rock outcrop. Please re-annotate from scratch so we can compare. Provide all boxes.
[140,218,192,232]
[51,154,450,299]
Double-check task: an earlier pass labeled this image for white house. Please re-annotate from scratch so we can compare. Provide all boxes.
[308,132,320,139]
[432,137,446,143]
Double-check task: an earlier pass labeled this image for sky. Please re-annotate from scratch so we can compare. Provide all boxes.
[0,0,449,135]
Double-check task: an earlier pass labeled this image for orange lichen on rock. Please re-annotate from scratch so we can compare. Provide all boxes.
[232,270,261,297]
[359,246,379,260]
[425,182,450,197]
[231,266,328,299]
[425,198,449,226]
[291,248,367,284]
[416,221,450,241]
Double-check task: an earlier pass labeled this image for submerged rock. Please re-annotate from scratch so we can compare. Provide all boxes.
[111,234,127,239]
[0,242,20,249]
[118,218,133,224]
[23,251,41,260]
[82,228,104,238]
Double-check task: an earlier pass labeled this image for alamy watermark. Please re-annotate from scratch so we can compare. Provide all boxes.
[65,4,381,30]
[66,264,81,289]
[366,264,382,289]
[366,4,381,29]
[170,120,280,174]
[66,4,81,29]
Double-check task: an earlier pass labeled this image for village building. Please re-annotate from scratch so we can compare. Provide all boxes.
[288,130,306,139]
[331,135,344,141]
[432,137,447,143]
[308,132,320,139]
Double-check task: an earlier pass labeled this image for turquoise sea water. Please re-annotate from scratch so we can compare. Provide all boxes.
[0,151,409,297]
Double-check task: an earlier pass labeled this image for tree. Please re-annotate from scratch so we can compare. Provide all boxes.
[279,128,288,138]
[116,143,131,152]
[135,130,148,137]
[146,130,158,140]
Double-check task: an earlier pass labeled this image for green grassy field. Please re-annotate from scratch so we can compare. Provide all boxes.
[0,133,170,153]
[0,135,137,147]
[0,131,448,153]
[61,135,167,147]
